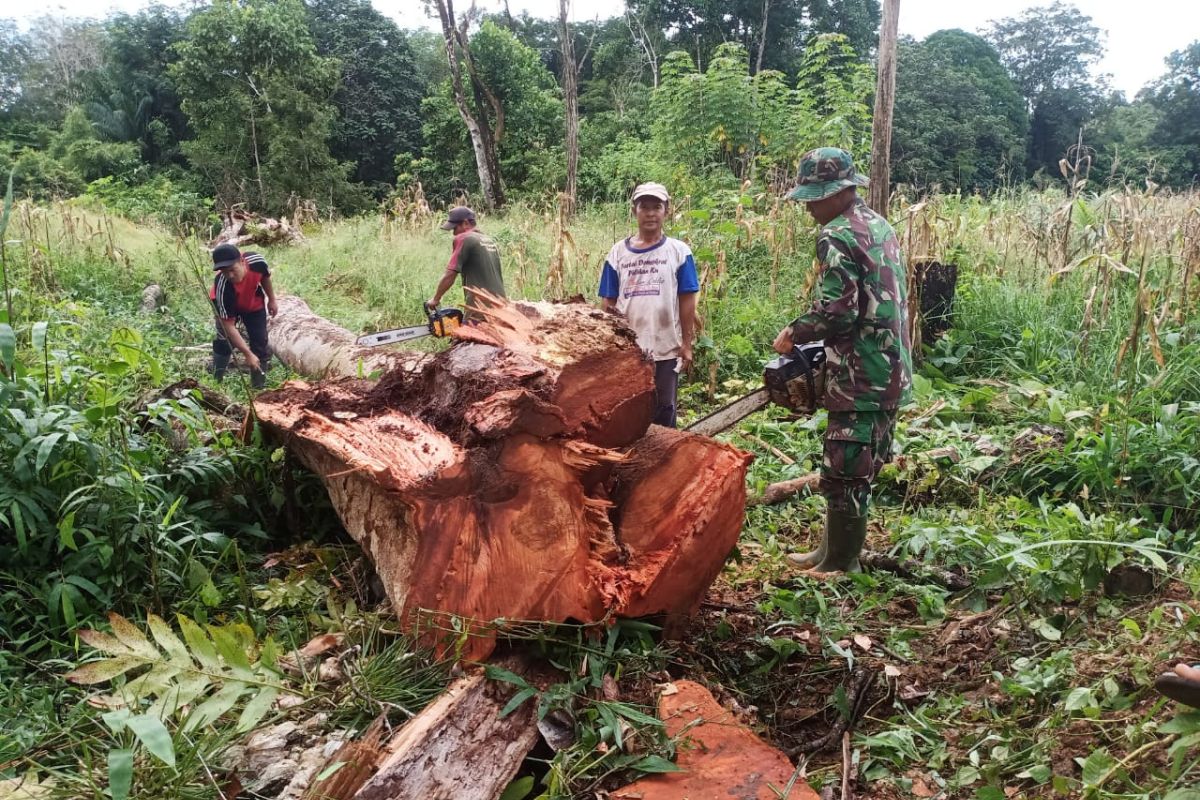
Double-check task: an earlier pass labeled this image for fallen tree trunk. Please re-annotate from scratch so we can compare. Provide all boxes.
[268,295,428,380]
[255,298,752,660]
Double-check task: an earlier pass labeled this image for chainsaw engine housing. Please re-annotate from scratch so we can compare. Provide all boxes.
[763,341,826,413]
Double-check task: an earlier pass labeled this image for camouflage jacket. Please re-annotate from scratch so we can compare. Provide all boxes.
[790,198,912,411]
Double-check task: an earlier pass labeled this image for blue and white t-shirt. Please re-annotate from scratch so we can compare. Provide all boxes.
[599,236,700,360]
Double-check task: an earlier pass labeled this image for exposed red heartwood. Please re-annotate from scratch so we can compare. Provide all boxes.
[255,297,752,660]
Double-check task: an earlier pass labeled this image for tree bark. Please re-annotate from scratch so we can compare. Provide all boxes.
[868,0,900,216]
[354,655,552,800]
[267,295,428,380]
[433,0,505,210]
[255,298,752,661]
[559,0,579,217]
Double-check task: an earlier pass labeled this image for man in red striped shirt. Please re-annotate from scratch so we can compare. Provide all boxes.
[209,243,277,389]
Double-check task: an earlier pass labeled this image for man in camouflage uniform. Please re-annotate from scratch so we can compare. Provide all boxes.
[773,147,912,574]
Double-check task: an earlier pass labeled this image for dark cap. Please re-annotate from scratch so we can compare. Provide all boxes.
[211,243,241,270]
[440,206,476,230]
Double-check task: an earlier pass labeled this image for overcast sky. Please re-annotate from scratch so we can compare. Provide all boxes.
[6,0,1198,97]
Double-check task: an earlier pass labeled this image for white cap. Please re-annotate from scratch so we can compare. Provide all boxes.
[631,182,670,204]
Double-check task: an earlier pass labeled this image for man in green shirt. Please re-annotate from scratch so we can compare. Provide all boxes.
[427,206,506,319]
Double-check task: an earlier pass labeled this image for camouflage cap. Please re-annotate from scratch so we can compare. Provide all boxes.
[787,147,869,202]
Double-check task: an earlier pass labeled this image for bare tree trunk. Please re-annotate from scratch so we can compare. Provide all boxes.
[755,0,772,75]
[433,0,505,210]
[559,0,579,217]
[868,0,900,216]
[626,11,659,88]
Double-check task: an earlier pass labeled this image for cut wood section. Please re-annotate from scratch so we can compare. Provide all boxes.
[353,656,550,800]
[750,472,820,506]
[255,297,752,660]
[268,295,428,380]
[612,680,818,800]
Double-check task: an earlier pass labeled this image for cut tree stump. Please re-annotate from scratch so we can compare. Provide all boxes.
[268,295,429,380]
[254,297,752,660]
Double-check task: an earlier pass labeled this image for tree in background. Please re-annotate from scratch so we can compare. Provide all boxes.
[94,5,190,168]
[419,20,562,204]
[9,17,106,126]
[171,0,354,214]
[625,0,878,77]
[985,2,1107,177]
[0,20,30,128]
[1146,41,1200,186]
[649,36,870,191]
[306,0,424,193]
[431,0,506,210]
[891,30,1027,192]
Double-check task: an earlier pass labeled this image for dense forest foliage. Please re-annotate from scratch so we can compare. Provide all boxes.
[1,0,1197,224]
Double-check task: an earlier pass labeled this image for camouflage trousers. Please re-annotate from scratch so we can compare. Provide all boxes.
[820,410,897,516]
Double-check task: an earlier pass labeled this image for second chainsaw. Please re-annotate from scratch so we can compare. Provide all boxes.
[686,341,826,437]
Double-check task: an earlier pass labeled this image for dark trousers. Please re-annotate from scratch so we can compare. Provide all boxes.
[653,358,679,428]
[212,308,270,377]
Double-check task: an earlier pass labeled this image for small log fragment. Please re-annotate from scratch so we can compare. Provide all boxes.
[749,472,820,506]
[611,680,819,800]
[139,283,166,314]
[354,656,549,800]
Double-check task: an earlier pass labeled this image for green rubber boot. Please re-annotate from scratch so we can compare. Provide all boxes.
[809,509,868,574]
[787,528,828,568]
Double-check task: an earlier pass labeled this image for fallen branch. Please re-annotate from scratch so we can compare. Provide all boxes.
[787,667,875,757]
[749,472,820,506]
[859,551,972,591]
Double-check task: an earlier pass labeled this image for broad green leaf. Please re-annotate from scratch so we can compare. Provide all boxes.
[126,714,176,767]
[1079,748,1115,787]
[77,629,138,657]
[1160,711,1200,735]
[108,613,160,661]
[108,748,133,800]
[498,776,535,800]
[147,613,191,666]
[184,681,246,732]
[177,615,221,671]
[975,787,1005,800]
[65,656,144,685]
[124,663,183,698]
[0,324,14,371]
[58,510,77,552]
[31,321,47,352]
[316,762,348,783]
[0,168,13,242]
[237,686,278,732]
[1063,687,1095,711]
[499,686,537,718]
[485,665,532,690]
[1163,788,1200,800]
[630,755,682,774]
[210,626,254,678]
[148,672,211,720]
[608,702,662,727]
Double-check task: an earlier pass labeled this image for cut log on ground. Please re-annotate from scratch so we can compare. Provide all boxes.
[268,295,429,380]
[139,283,165,314]
[611,680,819,800]
[354,654,554,800]
[750,472,820,506]
[255,298,753,660]
[213,209,305,247]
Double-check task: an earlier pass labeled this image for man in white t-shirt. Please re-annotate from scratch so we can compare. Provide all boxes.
[598,182,700,427]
